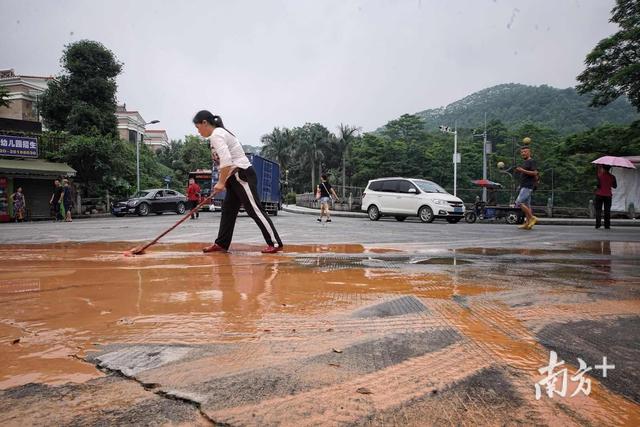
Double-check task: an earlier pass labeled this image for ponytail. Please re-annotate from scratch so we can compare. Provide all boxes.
[193,110,235,137]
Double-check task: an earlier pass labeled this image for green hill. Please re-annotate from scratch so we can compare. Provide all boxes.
[413,83,638,134]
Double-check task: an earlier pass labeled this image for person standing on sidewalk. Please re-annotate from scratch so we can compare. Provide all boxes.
[514,145,539,230]
[62,179,74,222]
[193,110,283,254]
[10,187,26,222]
[594,164,617,229]
[316,174,339,222]
[186,178,201,220]
[50,179,63,221]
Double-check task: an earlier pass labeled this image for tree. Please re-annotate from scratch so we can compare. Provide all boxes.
[577,0,640,111]
[0,85,11,108]
[381,114,426,142]
[40,40,123,136]
[294,123,333,192]
[336,124,360,197]
[180,135,210,172]
[261,127,294,171]
[49,135,133,197]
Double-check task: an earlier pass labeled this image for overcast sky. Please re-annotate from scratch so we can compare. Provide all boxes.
[1,0,617,145]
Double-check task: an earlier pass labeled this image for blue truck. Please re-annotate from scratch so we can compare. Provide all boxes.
[211,153,281,215]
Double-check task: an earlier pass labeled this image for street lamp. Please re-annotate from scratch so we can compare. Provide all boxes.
[439,124,459,196]
[137,119,160,194]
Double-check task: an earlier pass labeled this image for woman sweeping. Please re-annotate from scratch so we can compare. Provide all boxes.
[193,110,283,254]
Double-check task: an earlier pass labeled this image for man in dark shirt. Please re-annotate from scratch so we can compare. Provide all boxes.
[514,146,539,229]
[49,179,63,221]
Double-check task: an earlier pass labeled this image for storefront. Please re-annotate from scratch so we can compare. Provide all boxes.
[0,158,76,221]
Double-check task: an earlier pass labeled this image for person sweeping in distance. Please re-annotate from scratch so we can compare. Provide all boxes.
[193,110,283,254]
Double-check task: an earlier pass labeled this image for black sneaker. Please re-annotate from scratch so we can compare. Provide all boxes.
[317,218,322,222]
[327,218,332,222]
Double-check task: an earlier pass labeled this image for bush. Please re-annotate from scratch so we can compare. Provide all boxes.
[285,191,297,204]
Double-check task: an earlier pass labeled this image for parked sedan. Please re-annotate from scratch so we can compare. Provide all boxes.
[111,189,187,217]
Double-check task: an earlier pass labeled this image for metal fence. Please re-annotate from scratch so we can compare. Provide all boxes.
[79,197,111,215]
[296,192,362,212]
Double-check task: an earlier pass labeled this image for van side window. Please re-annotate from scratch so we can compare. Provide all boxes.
[381,180,399,192]
[369,181,383,191]
[397,180,416,193]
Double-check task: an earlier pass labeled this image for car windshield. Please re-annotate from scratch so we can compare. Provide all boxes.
[413,180,448,194]
[132,191,150,198]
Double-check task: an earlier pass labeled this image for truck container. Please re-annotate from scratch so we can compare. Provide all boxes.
[211,154,281,215]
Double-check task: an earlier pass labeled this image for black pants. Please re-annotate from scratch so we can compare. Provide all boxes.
[51,202,63,220]
[215,167,282,249]
[188,200,199,218]
[595,195,612,229]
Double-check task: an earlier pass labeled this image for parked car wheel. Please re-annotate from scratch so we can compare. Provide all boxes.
[464,212,477,223]
[395,216,406,222]
[367,205,381,221]
[418,206,434,223]
[176,202,186,215]
[137,203,150,216]
[446,217,461,224]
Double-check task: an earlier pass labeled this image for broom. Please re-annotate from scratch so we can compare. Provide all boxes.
[124,194,214,256]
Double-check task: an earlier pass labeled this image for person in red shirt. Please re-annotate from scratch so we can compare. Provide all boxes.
[186,178,201,220]
[595,165,617,229]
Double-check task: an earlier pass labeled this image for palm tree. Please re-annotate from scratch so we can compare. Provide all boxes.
[294,123,332,193]
[260,127,293,171]
[336,124,360,197]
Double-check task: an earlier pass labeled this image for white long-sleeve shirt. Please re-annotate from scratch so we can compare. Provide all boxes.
[208,127,251,170]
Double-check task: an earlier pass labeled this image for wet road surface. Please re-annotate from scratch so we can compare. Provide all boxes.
[1,221,640,425]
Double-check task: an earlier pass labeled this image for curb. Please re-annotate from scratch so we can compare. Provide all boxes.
[282,206,640,226]
[282,205,367,219]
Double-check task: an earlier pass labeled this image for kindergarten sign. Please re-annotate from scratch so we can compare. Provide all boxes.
[0,135,38,158]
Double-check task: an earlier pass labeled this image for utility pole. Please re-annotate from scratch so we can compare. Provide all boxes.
[439,123,459,196]
[482,113,488,202]
[473,113,490,202]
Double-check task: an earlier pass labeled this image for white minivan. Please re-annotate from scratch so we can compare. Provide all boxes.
[361,177,465,223]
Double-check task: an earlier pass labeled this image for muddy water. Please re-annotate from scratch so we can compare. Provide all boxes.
[1,241,639,425]
[0,242,458,389]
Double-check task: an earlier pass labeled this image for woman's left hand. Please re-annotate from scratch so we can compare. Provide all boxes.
[213,182,226,195]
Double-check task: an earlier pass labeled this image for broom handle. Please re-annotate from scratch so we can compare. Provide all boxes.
[137,194,215,252]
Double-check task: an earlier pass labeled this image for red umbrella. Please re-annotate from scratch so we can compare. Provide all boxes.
[471,179,503,188]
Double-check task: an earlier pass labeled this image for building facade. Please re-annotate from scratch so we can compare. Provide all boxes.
[0,69,52,122]
[143,129,169,152]
[116,104,147,144]
[115,104,167,151]
[0,69,76,222]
